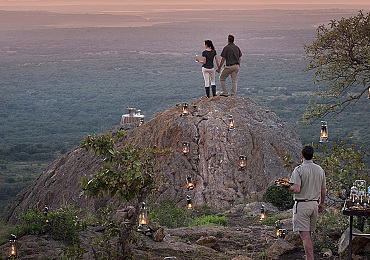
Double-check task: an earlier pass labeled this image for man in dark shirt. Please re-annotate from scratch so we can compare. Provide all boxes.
[216,35,242,96]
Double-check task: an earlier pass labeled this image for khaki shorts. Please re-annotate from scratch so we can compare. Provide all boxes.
[293,201,318,232]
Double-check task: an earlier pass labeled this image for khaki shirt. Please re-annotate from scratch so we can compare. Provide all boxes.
[290,160,326,201]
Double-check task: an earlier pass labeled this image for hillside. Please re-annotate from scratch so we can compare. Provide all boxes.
[2,95,301,223]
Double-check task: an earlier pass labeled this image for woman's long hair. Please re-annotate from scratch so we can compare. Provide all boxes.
[205,40,215,50]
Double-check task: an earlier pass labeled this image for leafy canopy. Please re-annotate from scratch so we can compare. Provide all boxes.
[80,130,167,202]
[303,11,370,123]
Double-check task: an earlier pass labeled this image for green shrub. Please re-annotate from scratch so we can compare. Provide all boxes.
[149,200,191,228]
[262,186,294,210]
[18,204,88,244]
[190,214,228,227]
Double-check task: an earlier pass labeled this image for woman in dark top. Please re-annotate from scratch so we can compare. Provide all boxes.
[196,40,220,98]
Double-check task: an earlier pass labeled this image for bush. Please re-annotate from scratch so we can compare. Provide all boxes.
[149,200,191,228]
[262,185,294,210]
[190,214,228,227]
[18,205,88,244]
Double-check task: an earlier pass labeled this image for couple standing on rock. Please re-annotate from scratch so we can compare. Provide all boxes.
[196,34,242,98]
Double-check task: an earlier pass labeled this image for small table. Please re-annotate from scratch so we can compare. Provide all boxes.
[342,208,370,260]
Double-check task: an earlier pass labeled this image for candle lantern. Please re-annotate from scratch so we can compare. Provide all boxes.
[228,115,234,130]
[319,121,328,143]
[9,234,17,258]
[137,202,149,232]
[275,220,281,237]
[260,204,266,221]
[350,185,358,203]
[186,195,193,209]
[182,103,189,116]
[186,176,195,191]
[368,87,370,99]
[43,205,49,223]
[138,118,144,127]
[277,229,287,239]
[182,142,190,155]
[238,155,247,168]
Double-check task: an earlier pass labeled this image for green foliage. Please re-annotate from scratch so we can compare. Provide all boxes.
[262,186,294,210]
[59,244,86,260]
[313,208,349,253]
[313,141,368,201]
[149,200,192,228]
[0,222,17,246]
[190,214,228,227]
[18,205,88,245]
[303,10,370,122]
[80,130,168,202]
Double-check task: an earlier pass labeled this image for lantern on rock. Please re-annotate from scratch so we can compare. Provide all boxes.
[319,121,328,143]
[138,118,144,127]
[186,195,193,209]
[43,205,49,223]
[137,202,149,232]
[238,155,246,168]
[182,142,190,155]
[260,204,266,221]
[228,115,234,130]
[186,176,195,191]
[275,220,281,237]
[9,234,17,259]
[277,229,287,239]
[182,103,189,116]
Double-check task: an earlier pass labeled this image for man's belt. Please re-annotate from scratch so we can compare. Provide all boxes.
[226,63,238,66]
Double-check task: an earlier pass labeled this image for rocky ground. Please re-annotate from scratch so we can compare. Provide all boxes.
[3,202,368,260]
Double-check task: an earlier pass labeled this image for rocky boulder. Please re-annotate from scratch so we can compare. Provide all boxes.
[1,96,301,222]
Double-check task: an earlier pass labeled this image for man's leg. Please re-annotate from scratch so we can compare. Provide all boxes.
[219,67,231,95]
[230,65,240,95]
[300,231,314,260]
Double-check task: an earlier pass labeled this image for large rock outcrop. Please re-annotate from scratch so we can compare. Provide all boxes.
[2,96,301,222]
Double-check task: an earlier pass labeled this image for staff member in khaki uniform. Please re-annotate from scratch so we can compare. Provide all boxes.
[286,145,326,260]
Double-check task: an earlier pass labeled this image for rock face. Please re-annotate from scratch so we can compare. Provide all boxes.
[1,96,301,222]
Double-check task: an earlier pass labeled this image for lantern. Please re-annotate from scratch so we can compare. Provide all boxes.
[277,229,287,239]
[186,195,193,209]
[182,142,190,155]
[228,115,234,130]
[186,176,195,191]
[275,220,281,237]
[319,121,328,143]
[182,103,189,116]
[238,155,246,168]
[138,118,144,127]
[260,204,266,221]
[355,180,366,203]
[350,185,358,203]
[43,205,49,224]
[368,87,370,99]
[137,202,149,232]
[9,234,17,258]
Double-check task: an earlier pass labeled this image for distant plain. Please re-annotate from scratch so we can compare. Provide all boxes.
[0,8,369,211]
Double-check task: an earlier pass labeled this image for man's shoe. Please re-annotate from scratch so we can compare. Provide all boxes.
[219,93,229,97]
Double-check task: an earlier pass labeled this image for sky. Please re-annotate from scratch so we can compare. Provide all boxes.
[0,0,369,11]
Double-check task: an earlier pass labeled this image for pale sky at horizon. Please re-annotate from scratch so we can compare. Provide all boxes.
[0,0,369,5]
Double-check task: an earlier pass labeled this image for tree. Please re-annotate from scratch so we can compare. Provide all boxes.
[80,130,169,259]
[303,11,370,123]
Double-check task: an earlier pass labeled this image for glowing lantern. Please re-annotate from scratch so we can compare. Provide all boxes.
[275,220,281,237]
[319,121,328,143]
[138,118,144,127]
[182,103,189,116]
[186,176,195,191]
[228,115,234,130]
[186,195,193,209]
[43,205,49,223]
[368,87,370,99]
[182,142,190,155]
[277,229,287,239]
[9,234,17,258]
[137,202,149,232]
[260,204,266,221]
[238,155,246,168]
